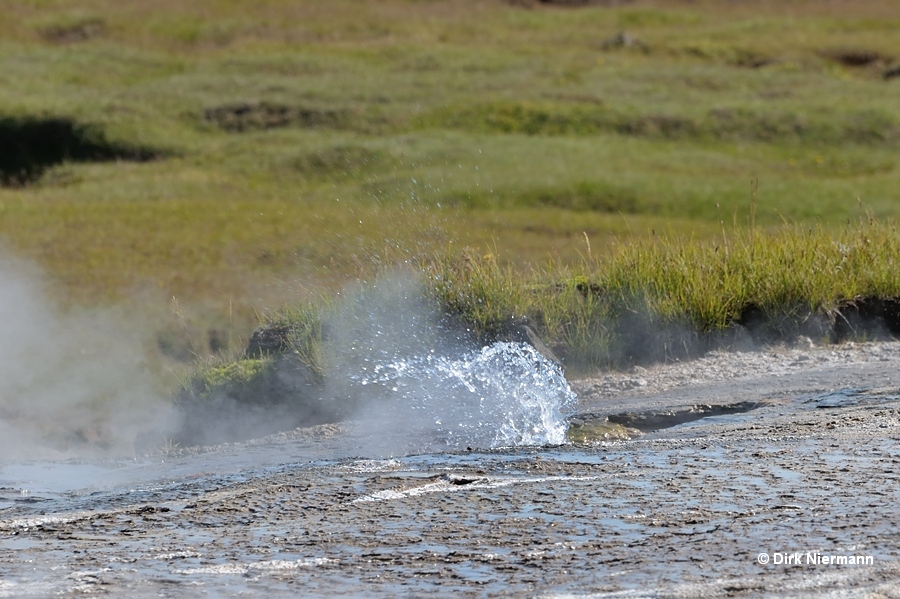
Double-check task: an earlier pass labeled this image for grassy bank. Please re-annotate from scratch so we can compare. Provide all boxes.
[184,220,900,419]
[427,219,900,370]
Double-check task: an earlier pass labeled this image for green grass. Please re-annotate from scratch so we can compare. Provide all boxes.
[0,0,898,376]
[183,356,274,402]
[177,217,900,419]
[431,218,900,370]
[225,219,900,384]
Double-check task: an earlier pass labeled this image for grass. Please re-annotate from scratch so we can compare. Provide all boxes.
[0,0,898,378]
[182,355,274,402]
[182,216,900,413]
[421,218,900,371]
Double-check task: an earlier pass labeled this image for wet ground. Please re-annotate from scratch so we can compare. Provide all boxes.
[3,345,900,597]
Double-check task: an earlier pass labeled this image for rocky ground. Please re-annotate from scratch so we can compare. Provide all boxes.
[2,340,900,597]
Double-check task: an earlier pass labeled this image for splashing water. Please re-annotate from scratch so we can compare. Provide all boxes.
[348,341,576,450]
[321,273,576,453]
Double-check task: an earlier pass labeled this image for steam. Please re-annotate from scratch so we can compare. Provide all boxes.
[0,256,176,459]
[0,254,572,460]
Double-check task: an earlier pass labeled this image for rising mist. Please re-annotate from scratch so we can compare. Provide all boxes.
[0,255,177,459]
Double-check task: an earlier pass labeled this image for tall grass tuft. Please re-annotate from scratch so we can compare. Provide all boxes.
[420,220,900,371]
[422,248,529,342]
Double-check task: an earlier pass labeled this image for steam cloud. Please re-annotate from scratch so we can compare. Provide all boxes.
[0,254,572,460]
[0,255,176,459]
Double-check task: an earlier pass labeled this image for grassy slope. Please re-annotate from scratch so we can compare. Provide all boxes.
[188,218,900,407]
[426,218,900,369]
[0,0,898,370]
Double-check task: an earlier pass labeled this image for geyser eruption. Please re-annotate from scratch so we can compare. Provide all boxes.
[324,273,576,453]
[0,256,574,458]
[350,341,575,449]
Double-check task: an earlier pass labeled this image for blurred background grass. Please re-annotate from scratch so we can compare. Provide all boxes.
[0,0,897,372]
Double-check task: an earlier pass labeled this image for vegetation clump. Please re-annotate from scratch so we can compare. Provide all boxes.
[203,102,355,133]
[174,300,335,444]
[425,220,900,371]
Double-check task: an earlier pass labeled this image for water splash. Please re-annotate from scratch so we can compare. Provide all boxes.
[348,341,576,450]
[321,273,576,453]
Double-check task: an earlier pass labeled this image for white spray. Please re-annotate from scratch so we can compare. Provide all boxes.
[322,272,575,454]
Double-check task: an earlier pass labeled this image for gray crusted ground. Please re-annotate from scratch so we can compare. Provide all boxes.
[2,341,900,598]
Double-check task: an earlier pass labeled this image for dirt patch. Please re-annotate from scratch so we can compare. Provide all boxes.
[0,116,162,186]
[38,18,106,44]
[832,296,900,341]
[734,297,900,347]
[822,48,890,68]
[204,102,353,132]
[616,113,697,138]
[245,323,297,358]
[509,0,633,6]
[601,31,645,51]
[577,297,900,367]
